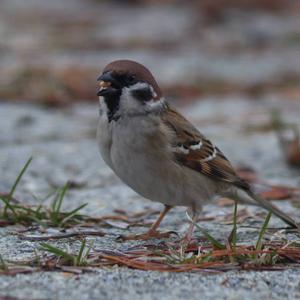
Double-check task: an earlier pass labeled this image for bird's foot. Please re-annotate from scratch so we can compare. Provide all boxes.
[178,234,195,247]
[118,229,176,241]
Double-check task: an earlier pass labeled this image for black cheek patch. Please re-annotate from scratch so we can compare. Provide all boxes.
[103,89,122,122]
[131,87,153,102]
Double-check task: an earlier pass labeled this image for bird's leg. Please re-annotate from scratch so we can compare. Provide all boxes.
[181,209,199,245]
[147,205,172,234]
[120,205,174,240]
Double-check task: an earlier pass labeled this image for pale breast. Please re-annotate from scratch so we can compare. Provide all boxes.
[109,117,176,200]
[97,114,114,169]
[108,116,212,207]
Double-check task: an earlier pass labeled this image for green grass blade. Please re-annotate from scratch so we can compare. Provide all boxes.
[255,211,272,251]
[51,189,60,212]
[33,249,41,267]
[40,243,75,264]
[52,183,69,214]
[194,222,226,250]
[9,157,32,198]
[34,205,44,219]
[76,239,86,266]
[0,195,18,218]
[85,240,94,259]
[50,183,70,225]
[59,203,88,226]
[0,254,8,271]
[56,183,69,213]
[231,201,238,251]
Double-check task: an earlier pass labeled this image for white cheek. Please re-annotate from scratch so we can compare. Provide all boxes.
[119,88,142,113]
[131,82,150,91]
[118,82,165,115]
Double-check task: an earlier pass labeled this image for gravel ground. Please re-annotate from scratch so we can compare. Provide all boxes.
[1,268,300,300]
[1,97,300,299]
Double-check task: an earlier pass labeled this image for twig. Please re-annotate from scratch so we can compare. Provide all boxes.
[17,231,105,241]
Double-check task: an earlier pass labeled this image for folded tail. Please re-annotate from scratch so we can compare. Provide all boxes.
[230,187,300,229]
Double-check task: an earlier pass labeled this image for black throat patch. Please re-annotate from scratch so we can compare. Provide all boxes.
[103,91,121,122]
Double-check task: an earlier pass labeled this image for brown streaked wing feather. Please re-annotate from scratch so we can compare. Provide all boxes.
[162,106,249,190]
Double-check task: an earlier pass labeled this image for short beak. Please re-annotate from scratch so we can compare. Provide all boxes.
[97,71,115,96]
[97,71,114,82]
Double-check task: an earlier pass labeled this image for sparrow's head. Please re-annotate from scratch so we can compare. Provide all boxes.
[97,60,164,120]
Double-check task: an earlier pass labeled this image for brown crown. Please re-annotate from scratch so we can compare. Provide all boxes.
[103,60,162,99]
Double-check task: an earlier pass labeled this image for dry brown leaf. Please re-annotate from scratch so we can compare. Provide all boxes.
[217,197,234,207]
[260,186,293,200]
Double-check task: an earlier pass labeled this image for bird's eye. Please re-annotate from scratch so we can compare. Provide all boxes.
[127,75,136,84]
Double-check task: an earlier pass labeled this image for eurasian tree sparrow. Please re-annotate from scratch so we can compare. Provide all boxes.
[96,59,299,240]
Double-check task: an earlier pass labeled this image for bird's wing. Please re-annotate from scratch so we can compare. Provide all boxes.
[162,106,249,190]
[161,106,300,229]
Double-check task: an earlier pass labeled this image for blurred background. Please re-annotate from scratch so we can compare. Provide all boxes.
[1,0,300,201]
[1,0,300,105]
